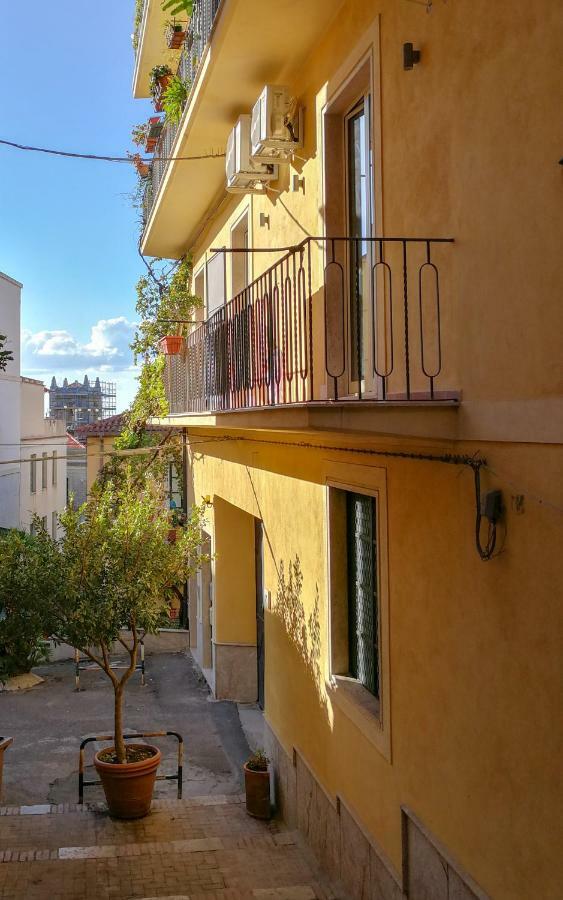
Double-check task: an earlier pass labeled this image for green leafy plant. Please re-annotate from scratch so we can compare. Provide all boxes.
[162,75,188,124]
[246,749,270,772]
[0,527,52,681]
[3,473,208,763]
[131,123,148,146]
[132,0,145,51]
[132,256,201,364]
[0,334,13,372]
[162,0,194,16]
[149,64,173,98]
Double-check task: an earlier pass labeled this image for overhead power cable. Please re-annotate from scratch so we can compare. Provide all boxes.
[0,138,225,165]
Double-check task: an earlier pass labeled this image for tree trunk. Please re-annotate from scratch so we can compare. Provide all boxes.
[114,685,126,764]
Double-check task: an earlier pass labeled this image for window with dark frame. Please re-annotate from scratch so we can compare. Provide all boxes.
[346,491,379,698]
[30,454,37,493]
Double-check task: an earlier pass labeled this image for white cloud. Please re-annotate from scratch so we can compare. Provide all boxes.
[22,317,136,369]
[21,318,141,410]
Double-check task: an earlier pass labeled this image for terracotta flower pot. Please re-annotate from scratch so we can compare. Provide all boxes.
[94,744,161,819]
[166,23,187,49]
[158,335,185,355]
[0,738,13,803]
[243,763,271,819]
[132,154,150,177]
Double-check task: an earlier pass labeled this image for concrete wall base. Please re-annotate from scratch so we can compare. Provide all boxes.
[214,643,257,702]
[264,720,487,900]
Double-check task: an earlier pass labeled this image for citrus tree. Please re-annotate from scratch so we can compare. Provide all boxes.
[0,529,52,680]
[0,471,207,764]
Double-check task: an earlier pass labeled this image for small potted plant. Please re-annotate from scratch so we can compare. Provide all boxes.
[244,749,271,819]
[131,123,148,147]
[158,335,185,355]
[166,20,188,49]
[129,152,150,178]
[149,64,173,112]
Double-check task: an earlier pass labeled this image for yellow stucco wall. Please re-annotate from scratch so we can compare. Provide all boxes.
[184,429,562,899]
[85,436,115,495]
[145,0,562,896]
[213,496,257,645]
[185,0,562,443]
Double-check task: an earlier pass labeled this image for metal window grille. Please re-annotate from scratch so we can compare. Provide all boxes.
[346,492,379,698]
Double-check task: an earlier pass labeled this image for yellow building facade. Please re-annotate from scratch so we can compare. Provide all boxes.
[133,1,563,897]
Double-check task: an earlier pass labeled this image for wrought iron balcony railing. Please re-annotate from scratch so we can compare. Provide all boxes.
[164,236,456,415]
[143,0,222,229]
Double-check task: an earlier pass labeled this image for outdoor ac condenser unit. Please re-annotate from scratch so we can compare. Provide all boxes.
[226,115,278,194]
[250,84,302,163]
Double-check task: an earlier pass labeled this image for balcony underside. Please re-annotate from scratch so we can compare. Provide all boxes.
[141,0,346,258]
[133,0,180,99]
[152,400,460,442]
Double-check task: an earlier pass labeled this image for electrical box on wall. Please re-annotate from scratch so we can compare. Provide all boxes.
[226,114,278,194]
[251,84,303,163]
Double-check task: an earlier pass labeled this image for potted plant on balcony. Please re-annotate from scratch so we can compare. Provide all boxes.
[165,20,188,49]
[129,152,151,178]
[2,478,207,819]
[161,75,188,125]
[149,64,173,111]
[244,749,271,820]
[158,334,185,355]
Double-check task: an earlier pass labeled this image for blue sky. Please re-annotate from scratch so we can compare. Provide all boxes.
[0,0,154,409]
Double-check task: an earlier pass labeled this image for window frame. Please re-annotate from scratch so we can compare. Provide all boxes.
[52,450,57,486]
[30,454,37,494]
[41,452,48,490]
[326,466,391,761]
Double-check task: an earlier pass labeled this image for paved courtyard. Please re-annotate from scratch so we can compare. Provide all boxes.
[0,652,340,899]
[0,651,250,807]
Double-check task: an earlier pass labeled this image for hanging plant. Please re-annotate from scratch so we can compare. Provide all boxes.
[129,152,151,178]
[149,64,173,110]
[131,123,148,147]
[161,75,188,125]
[131,256,202,365]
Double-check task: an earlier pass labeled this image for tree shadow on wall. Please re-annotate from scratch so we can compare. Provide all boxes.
[273,555,327,716]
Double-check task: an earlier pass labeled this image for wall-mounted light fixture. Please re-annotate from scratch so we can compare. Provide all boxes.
[259,212,270,228]
[403,42,421,70]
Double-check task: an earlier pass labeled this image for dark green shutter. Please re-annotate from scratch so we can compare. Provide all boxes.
[347,492,379,698]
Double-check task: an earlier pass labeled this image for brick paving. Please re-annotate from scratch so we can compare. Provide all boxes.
[0,795,340,899]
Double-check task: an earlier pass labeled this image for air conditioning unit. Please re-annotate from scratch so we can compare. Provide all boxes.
[226,115,278,194]
[251,84,302,163]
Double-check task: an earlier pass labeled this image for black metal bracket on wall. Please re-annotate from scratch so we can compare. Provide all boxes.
[78,731,184,804]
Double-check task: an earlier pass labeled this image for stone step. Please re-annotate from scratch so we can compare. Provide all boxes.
[0,842,339,899]
[0,796,342,900]
[0,796,277,852]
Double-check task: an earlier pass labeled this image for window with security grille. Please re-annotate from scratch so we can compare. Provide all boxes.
[346,492,379,698]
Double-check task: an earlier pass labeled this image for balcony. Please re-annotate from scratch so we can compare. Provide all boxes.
[133,0,182,99]
[163,237,458,429]
[139,0,347,259]
[142,0,222,233]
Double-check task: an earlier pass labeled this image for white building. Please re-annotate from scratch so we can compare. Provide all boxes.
[0,271,67,536]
